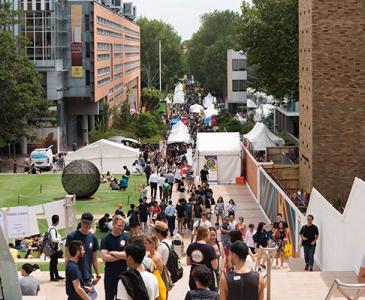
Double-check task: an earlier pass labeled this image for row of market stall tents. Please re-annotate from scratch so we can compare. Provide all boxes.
[167,121,192,145]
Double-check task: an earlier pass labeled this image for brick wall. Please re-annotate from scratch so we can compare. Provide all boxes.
[299,0,365,201]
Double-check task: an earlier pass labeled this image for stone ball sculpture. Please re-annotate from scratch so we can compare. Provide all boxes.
[62,160,100,199]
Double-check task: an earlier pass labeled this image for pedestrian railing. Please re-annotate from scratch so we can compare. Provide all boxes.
[325,279,365,300]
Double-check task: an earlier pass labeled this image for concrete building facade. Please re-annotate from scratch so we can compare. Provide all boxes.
[18,0,140,149]
[299,0,365,201]
[226,50,247,112]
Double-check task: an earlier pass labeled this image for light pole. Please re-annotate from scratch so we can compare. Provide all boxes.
[159,40,162,91]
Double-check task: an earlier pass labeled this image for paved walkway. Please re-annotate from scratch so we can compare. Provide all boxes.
[21,184,361,299]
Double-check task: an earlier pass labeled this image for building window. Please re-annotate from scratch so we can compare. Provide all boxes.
[124,59,139,68]
[98,77,111,86]
[96,16,123,31]
[232,59,246,71]
[125,35,139,42]
[232,80,246,92]
[97,42,111,51]
[86,70,90,86]
[125,66,139,74]
[97,66,111,76]
[85,14,90,32]
[124,27,139,36]
[124,45,139,51]
[97,53,110,60]
[114,52,123,58]
[114,44,123,51]
[125,52,139,58]
[114,63,123,71]
[85,42,90,59]
[96,27,122,39]
[114,72,123,79]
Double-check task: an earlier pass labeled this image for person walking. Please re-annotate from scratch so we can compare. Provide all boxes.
[187,226,218,291]
[165,200,177,237]
[184,266,219,300]
[245,224,256,254]
[144,163,152,185]
[253,222,268,272]
[149,171,159,199]
[49,214,64,281]
[162,179,171,203]
[300,214,319,271]
[273,221,287,269]
[65,212,100,289]
[219,241,265,300]
[66,240,93,300]
[100,215,128,300]
[165,170,175,199]
[153,221,172,266]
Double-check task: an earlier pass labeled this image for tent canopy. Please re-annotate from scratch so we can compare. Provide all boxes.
[234,113,247,124]
[167,121,191,144]
[203,93,215,108]
[196,132,241,156]
[195,132,242,184]
[190,104,204,114]
[247,99,258,109]
[64,139,139,174]
[244,122,284,151]
[204,106,219,118]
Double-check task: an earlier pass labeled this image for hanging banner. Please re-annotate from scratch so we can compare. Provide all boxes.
[6,206,30,238]
[204,155,218,182]
[71,5,83,78]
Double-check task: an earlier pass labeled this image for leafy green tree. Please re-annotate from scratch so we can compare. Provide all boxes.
[238,0,299,100]
[137,18,183,90]
[0,2,48,146]
[141,87,162,111]
[186,10,240,98]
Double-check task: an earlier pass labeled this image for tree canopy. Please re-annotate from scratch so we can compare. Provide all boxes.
[137,17,183,90]
[0,3,48,146]
[141,87,162,111]
[186,10,240,98]
[238,0,299,101]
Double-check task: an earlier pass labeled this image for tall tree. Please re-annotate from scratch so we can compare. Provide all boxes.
[238,0,299,100]
[186,10,240,98]
[0,3,48,146]
[137,18,183,90]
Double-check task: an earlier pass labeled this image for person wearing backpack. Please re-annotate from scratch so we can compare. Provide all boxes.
[162,179,171,203]
[48,214,64,281]
[153,221,183,285]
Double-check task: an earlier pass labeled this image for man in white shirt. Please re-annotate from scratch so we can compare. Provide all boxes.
[152,221,172,265]
[116,237,159,300]
[245,224,256,254]
[157,174,166,200]
[148,171,159,199]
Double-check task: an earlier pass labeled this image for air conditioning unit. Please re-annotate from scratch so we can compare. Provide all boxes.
[132,6,137,19]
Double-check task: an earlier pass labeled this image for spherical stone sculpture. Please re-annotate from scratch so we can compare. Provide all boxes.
[62,160,100,199]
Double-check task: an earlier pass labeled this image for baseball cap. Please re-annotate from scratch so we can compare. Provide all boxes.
[81,212,94,223]
[230,240,249,260]
[151,221,168,232]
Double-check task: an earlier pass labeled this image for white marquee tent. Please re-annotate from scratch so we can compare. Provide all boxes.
[173,91,185,104]
[167,121,191,144]
[64,139,139,174]
[190,104,204,114]
[203,93,216,108]
[195,132,242,184]
[247,99,258,109]
[234,113,247,124]
[204,106,219,118]
[244,122,284,151]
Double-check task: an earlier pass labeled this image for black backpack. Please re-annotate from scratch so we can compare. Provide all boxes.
[129,211,139,226]
[162,241,183,283]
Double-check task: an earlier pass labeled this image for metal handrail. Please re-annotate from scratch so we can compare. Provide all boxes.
[325,279,365,300]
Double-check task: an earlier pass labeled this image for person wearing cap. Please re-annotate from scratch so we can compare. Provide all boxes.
[219,241,265,300]
[65,212,100,289]
[152,221,172,265]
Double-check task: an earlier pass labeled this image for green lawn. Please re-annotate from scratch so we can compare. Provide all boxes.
[0,173,146,215]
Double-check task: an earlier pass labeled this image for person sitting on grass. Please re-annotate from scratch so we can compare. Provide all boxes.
[19,263,40,296]
[8,243,21,259]
[99,213,112,232]
[110,178,120,190]
[119,175,129,191]
[184,265,219,300]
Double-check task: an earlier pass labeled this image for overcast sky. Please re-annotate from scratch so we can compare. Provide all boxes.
[132,0,245,40]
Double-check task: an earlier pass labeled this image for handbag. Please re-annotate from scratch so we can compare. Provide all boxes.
[151,264,167,300]
[284,242,293,257]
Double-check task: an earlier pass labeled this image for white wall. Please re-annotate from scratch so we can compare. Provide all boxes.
[302,177,365,272]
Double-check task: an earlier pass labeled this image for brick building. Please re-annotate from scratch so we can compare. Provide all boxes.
[299,0,365,201]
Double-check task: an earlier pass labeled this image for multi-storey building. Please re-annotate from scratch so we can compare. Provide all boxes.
[18,0,140,149]
[226,50,247,112]
[299,0,365,201]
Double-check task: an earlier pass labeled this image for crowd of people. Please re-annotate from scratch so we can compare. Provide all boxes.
[13,82,328,300]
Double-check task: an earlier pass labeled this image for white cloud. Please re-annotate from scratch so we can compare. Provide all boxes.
[132,0,245,40]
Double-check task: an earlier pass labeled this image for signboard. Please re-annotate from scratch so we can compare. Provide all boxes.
[6,206,30,238]
[71,5,83,78]
[44,199,67,229]
[204,155,218,182]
